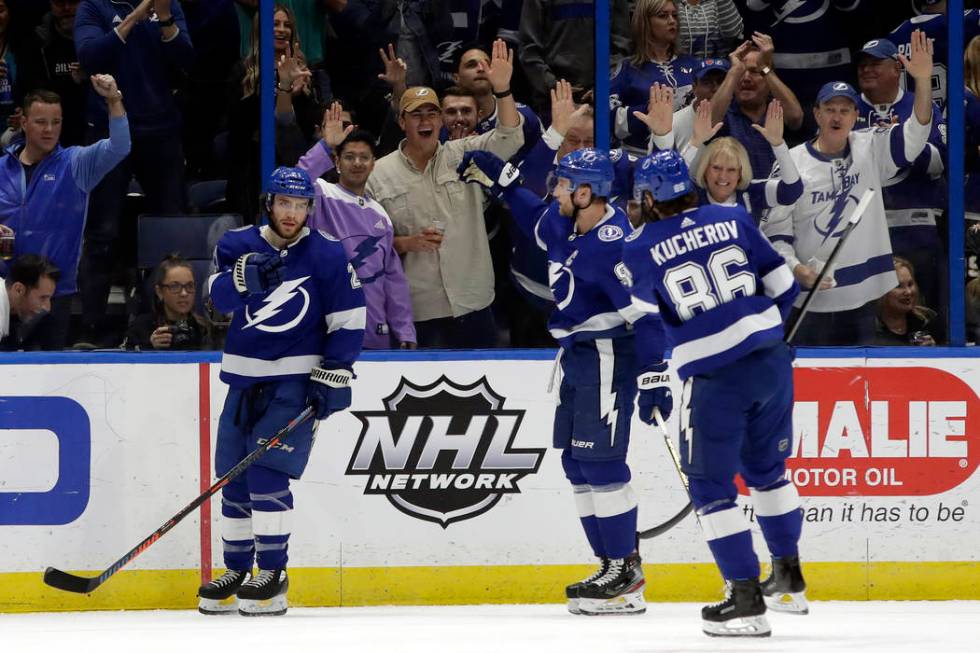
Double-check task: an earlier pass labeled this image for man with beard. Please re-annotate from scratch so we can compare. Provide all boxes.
[198,166,365,616]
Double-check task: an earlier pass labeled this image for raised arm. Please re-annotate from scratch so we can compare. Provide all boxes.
[752,33,803,131]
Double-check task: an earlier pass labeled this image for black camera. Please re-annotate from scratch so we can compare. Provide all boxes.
[170,320,196,349]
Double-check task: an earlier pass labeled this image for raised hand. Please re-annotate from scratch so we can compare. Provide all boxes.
[900,29,934,83]
[751,99,785,146]
[377,43,407,89]
[728,40,752,75]
[91,74,121,99]
[632,82,674,136]
[486,38,514,92]
[690,98,723,148]
[277,48,311,95]
[322,101,353,147]
[751,32,775,69]
[550,79,577,136]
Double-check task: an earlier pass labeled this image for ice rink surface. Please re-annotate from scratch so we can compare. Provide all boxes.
[3,602,979,653]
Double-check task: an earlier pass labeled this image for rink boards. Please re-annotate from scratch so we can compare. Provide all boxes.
[1,349,978,612]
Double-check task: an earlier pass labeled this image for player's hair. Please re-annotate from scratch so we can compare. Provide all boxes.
[630,0,676,67]
[442,85,478,102]
[242,4,304,98]
[693,137,752,193]
[335,129,378,158]
[22,89,62,114]
[5,254,60,289]
[641,190,699,224]
[966,35,980,98]
[452,41,490,74]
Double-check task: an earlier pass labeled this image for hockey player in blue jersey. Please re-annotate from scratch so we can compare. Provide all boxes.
[197,167,366,616]
[623,150,805,637]
[459,147,657,616]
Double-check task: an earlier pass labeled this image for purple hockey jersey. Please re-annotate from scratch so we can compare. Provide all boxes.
[298,141,416,349]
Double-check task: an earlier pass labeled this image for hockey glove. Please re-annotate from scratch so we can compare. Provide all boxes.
[457,151,522,199]
[637,362,673,425]
[307,365,353,420]
[233,252,284,296]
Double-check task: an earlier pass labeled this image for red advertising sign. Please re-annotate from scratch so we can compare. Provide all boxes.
[740,367,980,496]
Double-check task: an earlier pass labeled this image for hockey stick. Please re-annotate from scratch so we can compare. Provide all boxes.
[43,406,315,594]
[638,191,876,538]
[785,188,876,343]
[638,407,695,539]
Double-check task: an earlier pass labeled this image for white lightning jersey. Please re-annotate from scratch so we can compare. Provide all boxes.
[762,116,931,313]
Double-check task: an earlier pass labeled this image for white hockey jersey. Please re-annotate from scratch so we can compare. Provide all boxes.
[762,116,931,313]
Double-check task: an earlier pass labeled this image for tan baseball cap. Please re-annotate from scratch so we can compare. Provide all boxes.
[400,87,440,113]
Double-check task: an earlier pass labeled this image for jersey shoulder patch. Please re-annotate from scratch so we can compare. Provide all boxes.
[598,224,625,242]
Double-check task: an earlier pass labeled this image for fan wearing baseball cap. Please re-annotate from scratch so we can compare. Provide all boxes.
[366,40,526,348]
[853,36,947,331]
[759,29,936,346]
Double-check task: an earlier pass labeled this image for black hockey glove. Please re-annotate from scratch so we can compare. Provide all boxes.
[457,150,522,199]
[637,362,673,425]
[307,365,353,420]
[233,252,284,295]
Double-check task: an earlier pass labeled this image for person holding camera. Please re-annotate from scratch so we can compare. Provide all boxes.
[122,253,211,350]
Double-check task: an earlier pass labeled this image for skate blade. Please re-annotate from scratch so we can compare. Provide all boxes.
[702,615,771,637]
[197,596,239,615]
[238,595,288,617]
[578,590,646,616]
[764,591,809,615]
[566,598,582,615]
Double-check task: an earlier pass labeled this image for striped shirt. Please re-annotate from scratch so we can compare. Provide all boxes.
[676,0,744,60]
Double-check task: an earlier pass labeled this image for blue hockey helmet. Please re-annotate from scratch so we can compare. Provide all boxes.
[556,148,614,198]
[633,150,693,202]
[268,166,315,201]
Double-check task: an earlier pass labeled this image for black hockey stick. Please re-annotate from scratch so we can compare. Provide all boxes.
[638,190,876,538]
[638,407,695,539]
[785,189,875,342]
[43,406,315,594]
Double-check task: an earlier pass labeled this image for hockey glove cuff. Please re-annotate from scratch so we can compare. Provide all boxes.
[457,151,521,199]
[308,365,353,420]
[637,362,673,425]
[233,253,284,296]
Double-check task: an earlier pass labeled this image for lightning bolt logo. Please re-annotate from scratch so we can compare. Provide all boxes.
[348,237,384,285]
[817,192,858,244]
[244,276,311,333]
[771,0,827,27]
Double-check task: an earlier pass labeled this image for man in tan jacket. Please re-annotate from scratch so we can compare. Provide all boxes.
[366,39,525,348]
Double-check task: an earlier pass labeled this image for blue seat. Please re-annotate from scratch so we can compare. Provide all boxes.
[137,213,243,314]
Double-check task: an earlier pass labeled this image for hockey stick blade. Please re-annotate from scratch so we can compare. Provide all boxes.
[638,408,695,540]
[42,406,314,594]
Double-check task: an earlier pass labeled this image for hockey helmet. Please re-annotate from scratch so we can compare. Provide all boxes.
[556,148,614,198]
[633,150,693,202]
[268,166,315,201]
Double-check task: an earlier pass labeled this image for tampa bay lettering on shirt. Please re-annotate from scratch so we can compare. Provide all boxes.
[650,220,740,265]
[810,172,861,204]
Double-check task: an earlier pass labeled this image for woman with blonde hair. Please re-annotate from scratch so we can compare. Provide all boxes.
[875,256,944,346]
[610,0,700,153]
[685,97,802,223]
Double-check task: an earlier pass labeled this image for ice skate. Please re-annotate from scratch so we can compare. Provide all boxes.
[237,569,288,616]
[762,555,809,615]
[702,579,771,637]
[565,559,609,615]
[576,551,646,615]
[197,569,250,615]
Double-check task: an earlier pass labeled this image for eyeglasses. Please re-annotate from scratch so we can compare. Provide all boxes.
[340,153,374,164]
[159,282,196,294]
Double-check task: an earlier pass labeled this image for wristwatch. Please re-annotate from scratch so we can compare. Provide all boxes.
[158,15,176,28]
[760,65,772,76]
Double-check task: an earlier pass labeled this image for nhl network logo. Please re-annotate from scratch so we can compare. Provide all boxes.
[346,376,546,527]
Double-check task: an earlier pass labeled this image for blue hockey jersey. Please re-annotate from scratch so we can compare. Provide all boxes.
[856,89,945,250]
[621,204,799,379]
[610,56,699,153]
[209,226,366,388]
[889,10,980,114]
[502,184,653,352]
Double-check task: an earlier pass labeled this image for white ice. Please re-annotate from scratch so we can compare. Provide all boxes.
[2,602,978,653]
